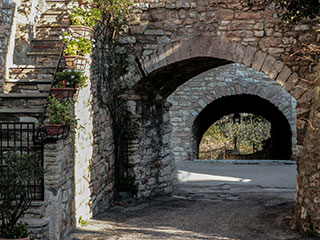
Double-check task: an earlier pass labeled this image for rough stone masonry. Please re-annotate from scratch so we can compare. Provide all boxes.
[91,0,319,235]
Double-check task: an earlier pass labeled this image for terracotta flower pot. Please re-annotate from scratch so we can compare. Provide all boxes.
[51,88,76,100]
[69,25,93,39]
[64,55,87,70]
[44,124,67,137]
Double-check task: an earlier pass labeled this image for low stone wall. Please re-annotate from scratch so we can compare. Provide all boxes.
[168,63,297,162]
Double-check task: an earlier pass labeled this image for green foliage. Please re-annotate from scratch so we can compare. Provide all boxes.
[69,6,101,28]
[0,150,44,238]
[78,216,88,227]
[56,69,87,89]
[45,96,76,126]
[200,113,271,159]
[62,32,92,56]
[220,114,271,150]
[95,0,133,41]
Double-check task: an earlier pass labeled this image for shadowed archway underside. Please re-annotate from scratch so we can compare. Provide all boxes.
[135,57,232,97]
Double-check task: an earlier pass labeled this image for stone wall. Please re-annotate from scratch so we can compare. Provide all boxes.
[0,0,14,89]
[43,137,75,240]
[123,0,318,145]
[90,0,319,235]
[168,63,297,162]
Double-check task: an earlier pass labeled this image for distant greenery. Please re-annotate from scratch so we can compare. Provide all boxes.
[199,113,271,159]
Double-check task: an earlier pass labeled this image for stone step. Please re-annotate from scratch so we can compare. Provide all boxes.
[45,0,70,9]
[0,109,44,117]
[28,40,64,66]
[4,79,53,93]
[31,39,63,52]
[0,109,44,123]
[27,51,62,67]
[39,12,69,25]
[9,66,57,80]
[0,93,48,109]
[35,25,69,40]
[23,217,49,240]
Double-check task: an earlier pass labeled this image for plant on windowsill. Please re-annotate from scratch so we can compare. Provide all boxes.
[51,69,87,100]
[0,150,44,240]
[43,96,76,137]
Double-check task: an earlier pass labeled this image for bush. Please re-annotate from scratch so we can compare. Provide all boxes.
[0,150,44,238]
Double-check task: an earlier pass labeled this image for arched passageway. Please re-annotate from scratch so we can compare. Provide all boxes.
[192,94,292,160]
[168,63,297,164]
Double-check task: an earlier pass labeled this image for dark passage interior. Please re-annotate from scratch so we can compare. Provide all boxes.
[193,94,292,160]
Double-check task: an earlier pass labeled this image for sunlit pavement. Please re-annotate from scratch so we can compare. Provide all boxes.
[68,161,308,240]
[177,160,297,189]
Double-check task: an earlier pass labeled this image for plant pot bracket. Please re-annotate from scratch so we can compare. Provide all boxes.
[43,124,70,141]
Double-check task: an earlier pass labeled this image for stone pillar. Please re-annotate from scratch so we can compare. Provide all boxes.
[294,85,320,236]
[74,56,95,224]
[125,95,174,199]
[44,137,75,240]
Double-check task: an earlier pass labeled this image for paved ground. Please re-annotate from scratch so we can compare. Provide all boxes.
[68,161,317,240]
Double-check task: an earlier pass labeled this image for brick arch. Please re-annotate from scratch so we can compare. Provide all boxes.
[168,63,297,162]
[139,36,297,96]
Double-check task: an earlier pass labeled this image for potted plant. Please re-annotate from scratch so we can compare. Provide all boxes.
[43,96,76,137]
[0,150,44,240]
[62,32,93,69]
[51,69,87,100]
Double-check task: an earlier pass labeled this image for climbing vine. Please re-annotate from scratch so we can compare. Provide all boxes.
[93,0,138,194]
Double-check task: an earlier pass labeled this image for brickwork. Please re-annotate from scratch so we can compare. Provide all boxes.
[168,63,297,162]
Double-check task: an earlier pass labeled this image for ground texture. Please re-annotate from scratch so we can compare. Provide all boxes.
[68,163,318,240]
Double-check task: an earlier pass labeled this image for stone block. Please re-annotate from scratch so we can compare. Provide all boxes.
[261,55,276,76]
[251,50,267,71]
[276,65,292,86]
[243,45,256,67]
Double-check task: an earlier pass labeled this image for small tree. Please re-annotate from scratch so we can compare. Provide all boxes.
[0,150,44,238]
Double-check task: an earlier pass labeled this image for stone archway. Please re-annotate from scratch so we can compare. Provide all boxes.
[125,38,299,198]
[168,63,297,162]
[137,36,298,98]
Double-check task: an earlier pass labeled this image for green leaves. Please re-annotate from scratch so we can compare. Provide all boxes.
[62,32,93,56]
[69,6,101,28]
[45,96,76,126]
[0,150,44,238]
[200,113,271,159]
[56,69,87,89]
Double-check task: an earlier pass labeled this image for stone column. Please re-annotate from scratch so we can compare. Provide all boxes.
[295,84,320,236]
[44,137,75,240]
[124,95,174,199]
